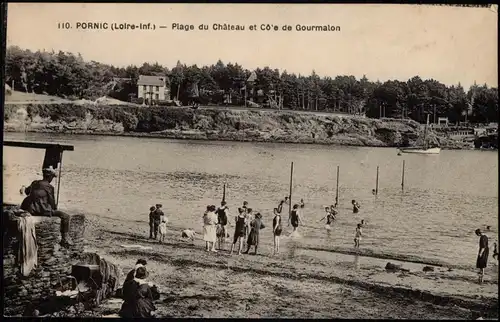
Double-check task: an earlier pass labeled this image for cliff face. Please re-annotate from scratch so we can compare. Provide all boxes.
[3,103,466,148]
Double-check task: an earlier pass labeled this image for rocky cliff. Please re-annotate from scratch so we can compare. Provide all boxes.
[3,103,469,148]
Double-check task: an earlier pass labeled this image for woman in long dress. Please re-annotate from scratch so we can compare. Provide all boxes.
[203,205,218,252]
[475,228,489,284]
[243,212,265,255]
[119,267,156,318]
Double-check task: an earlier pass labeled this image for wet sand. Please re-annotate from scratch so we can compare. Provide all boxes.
[82,213,498,319]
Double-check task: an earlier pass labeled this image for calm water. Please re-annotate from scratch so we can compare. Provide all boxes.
[3,132,498,267]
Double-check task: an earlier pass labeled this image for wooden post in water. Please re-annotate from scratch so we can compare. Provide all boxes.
[55,151,64,208]
[288,162,294,217]
[375,166,379,195]
[222,183,226,202]
[401,160,405,191]
[335,165,340,205]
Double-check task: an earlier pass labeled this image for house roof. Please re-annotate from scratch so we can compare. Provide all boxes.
[137,75,167,86]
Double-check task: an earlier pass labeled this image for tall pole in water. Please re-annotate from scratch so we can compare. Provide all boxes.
[222,183,226,202]
[375,166,379,195]
[289,162,294,217]
[335,165,340,205]
[401,160,405,191]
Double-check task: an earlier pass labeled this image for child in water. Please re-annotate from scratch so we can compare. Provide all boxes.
[352,200,360,214]
[354,223,362,248]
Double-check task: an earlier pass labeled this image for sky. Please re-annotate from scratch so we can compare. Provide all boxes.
[6,3,498,89]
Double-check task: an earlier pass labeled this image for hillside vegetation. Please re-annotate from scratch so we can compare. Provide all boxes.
[4,103,464,148]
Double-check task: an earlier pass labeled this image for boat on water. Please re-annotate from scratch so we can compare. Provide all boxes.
[399,114,441,155]
[398,147,441,154]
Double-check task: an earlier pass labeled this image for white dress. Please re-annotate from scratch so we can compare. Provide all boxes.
[203,211,217,242]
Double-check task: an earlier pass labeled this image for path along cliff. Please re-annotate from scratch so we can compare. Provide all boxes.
[3,103,470,149]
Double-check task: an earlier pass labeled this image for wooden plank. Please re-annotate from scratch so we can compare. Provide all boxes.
[3,141,74,151]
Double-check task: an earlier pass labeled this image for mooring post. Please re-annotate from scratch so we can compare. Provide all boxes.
[289,162,294,218]
[335,165,340,205]
[401,160,405,191]
[375,166,379,195]
[222,183,226,202]
[55,150,64,208]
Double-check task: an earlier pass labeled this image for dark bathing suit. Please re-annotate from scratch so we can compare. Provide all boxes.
[476,234,489,269]
[233,215,246,244]
[273,215,282,236]
[290,210,299,228]
[326,214,335,225]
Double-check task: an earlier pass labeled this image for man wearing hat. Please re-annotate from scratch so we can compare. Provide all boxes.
[20,166,73,247]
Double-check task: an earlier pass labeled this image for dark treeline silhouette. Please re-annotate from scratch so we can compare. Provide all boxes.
[5,46,498,124]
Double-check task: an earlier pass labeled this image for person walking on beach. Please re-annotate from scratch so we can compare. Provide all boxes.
[272,208,282,255]
[203,205,218,252]
[148,206,156,239]
[475,228,489,284]
[230,208,247,255]
[20,166,73,247]
[352,200,360,214]
[288,204,303,233]
[243,212,265,255]
[354,223,363,248]
[216,201,229,250]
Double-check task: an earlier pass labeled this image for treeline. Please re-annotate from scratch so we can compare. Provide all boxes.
[5,46,498,124]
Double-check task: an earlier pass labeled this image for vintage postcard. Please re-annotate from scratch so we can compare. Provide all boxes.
[2,3,498,319]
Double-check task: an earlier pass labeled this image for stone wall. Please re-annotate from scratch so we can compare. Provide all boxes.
[3,209,85,316]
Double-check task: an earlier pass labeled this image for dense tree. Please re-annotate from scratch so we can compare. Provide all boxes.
[4,45,498,124]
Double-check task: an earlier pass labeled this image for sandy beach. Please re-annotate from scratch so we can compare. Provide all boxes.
[78,212,498,319]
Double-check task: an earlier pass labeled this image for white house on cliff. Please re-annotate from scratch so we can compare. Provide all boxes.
[137,75,170,103]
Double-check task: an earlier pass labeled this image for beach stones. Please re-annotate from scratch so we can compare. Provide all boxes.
[423,266,435,272]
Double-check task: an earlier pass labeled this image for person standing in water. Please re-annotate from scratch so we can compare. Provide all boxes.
[300,199,305,209]
[272,208,282,255]
[230,208,247,255]
[352,200,360,214]
[277,197,289,214]
[492,242,498,261]
[475,228,489,284]
[354,223,363,248]
[288,204,303,233]
[243,212,265,255]
[318,206,336,237]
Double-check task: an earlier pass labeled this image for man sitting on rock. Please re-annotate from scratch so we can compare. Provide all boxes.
[20,166,73,247]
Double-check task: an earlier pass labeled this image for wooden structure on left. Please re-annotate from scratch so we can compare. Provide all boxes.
[3,141,120,317]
